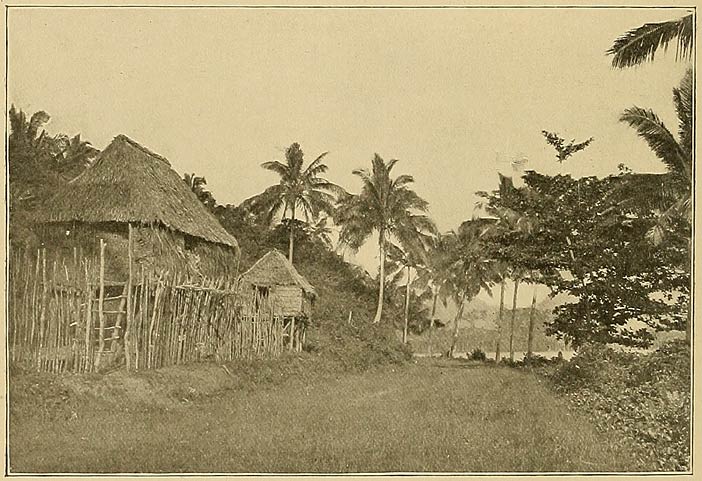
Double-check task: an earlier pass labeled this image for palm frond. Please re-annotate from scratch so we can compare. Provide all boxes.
[303,151,330,176]
[608,14,694,68]
[673,68,693,157]
[392,174,415,190]
[27,111,51,145]
[261,160,290,178]
[620,106,690,177]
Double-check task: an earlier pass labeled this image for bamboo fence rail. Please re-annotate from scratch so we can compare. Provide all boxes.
[8,243,289,374]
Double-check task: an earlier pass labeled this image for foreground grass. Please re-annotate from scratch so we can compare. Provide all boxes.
[9,359,653,473]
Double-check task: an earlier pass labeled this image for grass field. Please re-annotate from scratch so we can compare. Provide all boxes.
[9,359,654,473]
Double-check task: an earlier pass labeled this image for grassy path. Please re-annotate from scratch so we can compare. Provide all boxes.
[9,360,649,473]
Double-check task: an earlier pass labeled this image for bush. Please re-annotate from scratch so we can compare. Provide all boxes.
[548,340,690,471]
[469,348,486,361]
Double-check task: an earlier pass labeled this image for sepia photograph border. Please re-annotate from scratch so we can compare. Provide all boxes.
[1,1,698,479]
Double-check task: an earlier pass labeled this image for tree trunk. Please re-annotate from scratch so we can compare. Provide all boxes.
[495,279,505,362]
[373,230,386,324]
[403,266,411,344]
[428,287,438,357]
[449,292,466,358]
[526,284,538,361]
[288,205,296,263]
[509,278,520,362]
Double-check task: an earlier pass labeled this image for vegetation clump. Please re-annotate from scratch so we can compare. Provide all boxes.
[547,340,690,471]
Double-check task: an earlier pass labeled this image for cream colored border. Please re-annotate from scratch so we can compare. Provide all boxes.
[0,2,698,480]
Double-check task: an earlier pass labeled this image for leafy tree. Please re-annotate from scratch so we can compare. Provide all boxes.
[478,174,545,361]
[513,171,689,348]
[607,14,693,68]
[336,154,434,324]
[254,143,342,264]
[541,131,594,166]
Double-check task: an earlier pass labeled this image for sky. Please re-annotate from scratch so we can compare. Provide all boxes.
[8,7,693,306]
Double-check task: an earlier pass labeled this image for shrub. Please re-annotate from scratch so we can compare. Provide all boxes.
[470,348,487,361]
[548,340,691,471]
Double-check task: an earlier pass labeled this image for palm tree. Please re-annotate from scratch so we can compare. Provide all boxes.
[618,67,692,243]
[54,134,99,179]
[479,175,540,362]
[412,232,453,356]
[526,281,541,360]
[386,237,431,344]
[619,68,692,342]
[8,105,52,152]
[305,216,334,250]
[444,221,495,358]
[336,154,434,324]
[183,173,216,211]
[257,143,342,263]
[607,14,693,68]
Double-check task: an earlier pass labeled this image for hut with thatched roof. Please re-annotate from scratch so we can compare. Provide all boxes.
[35,134,239,280]
[241,250,316,318]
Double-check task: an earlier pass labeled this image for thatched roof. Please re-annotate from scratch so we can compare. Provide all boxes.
[38,135,239,250]
[241,250,316,297]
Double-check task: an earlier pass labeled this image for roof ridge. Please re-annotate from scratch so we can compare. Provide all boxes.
[114,134,172,166]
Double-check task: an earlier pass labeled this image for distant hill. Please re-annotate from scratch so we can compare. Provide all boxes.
[536,292,579,313]
[410,304,567,355]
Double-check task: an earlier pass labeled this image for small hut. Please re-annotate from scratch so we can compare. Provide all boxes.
[240,250,316,350]
[35,134,239,280]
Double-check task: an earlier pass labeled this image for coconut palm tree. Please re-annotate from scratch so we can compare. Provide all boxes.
[412,232,454,356]
[386,236,432,344]
[607,14,693,68]
[8,105,52,152]
[183,173,216,211]
[619,68,693,342]
[444,221,496,358]
[336,154,434,324]
[618,67,692,244]
[55,134,99,179]
[478,174,542,362]
[305,216,334,250]
[256,143,343,263]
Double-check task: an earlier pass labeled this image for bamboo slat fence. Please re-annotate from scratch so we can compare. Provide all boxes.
[8,241,293,374]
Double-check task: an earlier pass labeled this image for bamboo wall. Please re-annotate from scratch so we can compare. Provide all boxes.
[8,242,299,374]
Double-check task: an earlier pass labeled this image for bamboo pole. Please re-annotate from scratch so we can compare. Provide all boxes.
[124,223,134,371]
[9,252,17,362]
[135,267,145,371]
[38,249,47,372]
[95,239,106,371]
[147,276,162,370]
[52,261,60,373]
[84,263,93,373]
[289,317,296,351]
[29,251,40,361]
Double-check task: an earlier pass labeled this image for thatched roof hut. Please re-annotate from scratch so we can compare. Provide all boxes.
[36,134,239,279]
[241,250,316,318]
